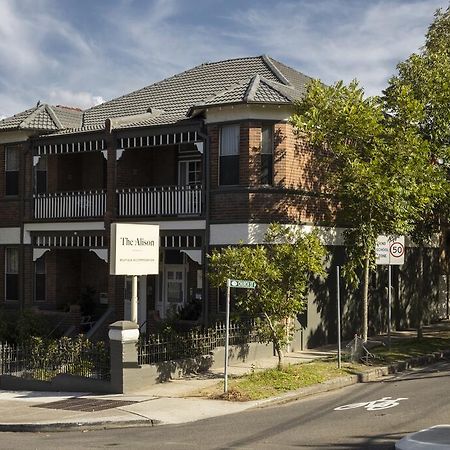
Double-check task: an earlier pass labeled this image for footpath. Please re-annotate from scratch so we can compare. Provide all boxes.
[0,321,448,432]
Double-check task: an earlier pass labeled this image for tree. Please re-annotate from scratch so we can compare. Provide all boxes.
[208,223,326,367]
[383,7,450,337]
[290,79,439,342]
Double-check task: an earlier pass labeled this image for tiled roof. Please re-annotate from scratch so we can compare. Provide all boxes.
[0,106,40,130]
[269,57,312,94]
[82,55,312,129]
[0,104,82,131]
[192,74,301,109]
[2,55,312,137]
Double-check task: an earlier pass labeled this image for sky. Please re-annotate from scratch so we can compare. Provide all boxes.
[0,0,448,119]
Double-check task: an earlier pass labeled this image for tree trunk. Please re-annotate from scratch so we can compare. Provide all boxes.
[274,341,283,369]
[362,251,370,342]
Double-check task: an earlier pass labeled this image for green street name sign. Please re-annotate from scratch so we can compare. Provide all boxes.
[227,279,256,289]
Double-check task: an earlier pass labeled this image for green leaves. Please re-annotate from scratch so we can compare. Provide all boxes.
[383,5,450,244]
[208,224,326,364]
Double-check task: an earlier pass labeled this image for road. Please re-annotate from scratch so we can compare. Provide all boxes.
[1,361,449,449]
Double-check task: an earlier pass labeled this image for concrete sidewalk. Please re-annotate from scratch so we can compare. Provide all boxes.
[0,321,447,432]
[0,350,331,431]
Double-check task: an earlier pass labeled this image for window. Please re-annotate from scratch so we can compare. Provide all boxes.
[219,124,240,185]
[261,125,273,185]
[34,256,46,302]
[5,248,19,301]
[5,146,19,196]
[178,160,201,186]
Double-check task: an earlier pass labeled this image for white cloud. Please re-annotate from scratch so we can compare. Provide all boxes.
[226,0,447,95]
[47,89,104,109]
[0,0,447,118]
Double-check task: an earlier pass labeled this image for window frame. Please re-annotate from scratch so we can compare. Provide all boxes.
[178,159,202,186]
[5,247,19,302]
[5,146,20,196]
[219,124,240,186]
[260,124,274,186]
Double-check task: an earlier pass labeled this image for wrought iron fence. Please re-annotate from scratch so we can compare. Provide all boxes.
[0,337,110,381]
[138,320,259,365]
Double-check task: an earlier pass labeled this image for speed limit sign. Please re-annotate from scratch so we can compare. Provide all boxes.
[389,241,404,260]
[376,236,405,265]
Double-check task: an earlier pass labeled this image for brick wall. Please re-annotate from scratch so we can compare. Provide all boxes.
[208,121,331,224]
[274,122,327,192]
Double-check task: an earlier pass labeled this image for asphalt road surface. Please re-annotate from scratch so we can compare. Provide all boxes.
[1,361,449,450]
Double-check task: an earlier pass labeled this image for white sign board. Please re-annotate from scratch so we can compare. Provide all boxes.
[110,223,159,275]
[376,235,405,265]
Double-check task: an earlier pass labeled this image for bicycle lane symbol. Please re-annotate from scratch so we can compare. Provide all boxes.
[334,397,408,411]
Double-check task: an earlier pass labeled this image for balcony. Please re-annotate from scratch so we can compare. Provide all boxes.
[34,190,106,219]
[117,185,202,217]
[33,185,202,219]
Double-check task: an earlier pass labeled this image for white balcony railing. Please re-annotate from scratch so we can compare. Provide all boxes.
[34,190,106,219]
[117,185,202,217]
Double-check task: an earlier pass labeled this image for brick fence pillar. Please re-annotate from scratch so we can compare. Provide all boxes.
[108,320,139,393]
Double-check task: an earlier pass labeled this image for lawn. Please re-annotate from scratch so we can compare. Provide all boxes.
[201,333,450,402]
[206,361,363,401]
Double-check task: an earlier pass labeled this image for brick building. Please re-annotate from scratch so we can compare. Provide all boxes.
[0,56,445,346]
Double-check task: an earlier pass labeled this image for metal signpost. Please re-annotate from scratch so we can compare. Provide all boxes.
[224,279,256,393]
[336,266,342,369]
[376,236,405,348]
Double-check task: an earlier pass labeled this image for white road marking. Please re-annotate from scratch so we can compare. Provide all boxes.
[334,397,408,411]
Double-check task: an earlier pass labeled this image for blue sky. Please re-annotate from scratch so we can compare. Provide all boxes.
[0,0,447,118]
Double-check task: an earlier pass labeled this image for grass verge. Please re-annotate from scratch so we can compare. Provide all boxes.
[205,361,363,401]
[201,333,450,402]
[373,334,450,363]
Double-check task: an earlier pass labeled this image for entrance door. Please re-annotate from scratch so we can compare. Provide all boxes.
[164,265,185,317]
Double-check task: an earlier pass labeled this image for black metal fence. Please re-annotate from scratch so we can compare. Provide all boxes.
[0,337,110,381]
[138,320,259,365]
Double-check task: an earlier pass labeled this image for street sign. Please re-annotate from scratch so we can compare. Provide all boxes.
[224,277,257,394]
[227,279,256,289]
[376,235,405,266]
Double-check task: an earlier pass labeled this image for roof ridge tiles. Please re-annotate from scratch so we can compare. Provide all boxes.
[46,105,64,129]
[262,55,291,86]
[19,104,48,129]
[201,77,253,104]
[258,77,297,101]
[243,74,261,102]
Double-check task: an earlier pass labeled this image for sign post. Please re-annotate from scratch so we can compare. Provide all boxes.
[336,266,342,369]
[110,223,160,325]
[376,235,405,348]
[224,279,256,393]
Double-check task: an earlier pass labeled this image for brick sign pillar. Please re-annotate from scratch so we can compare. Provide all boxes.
[108,320,139,393]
